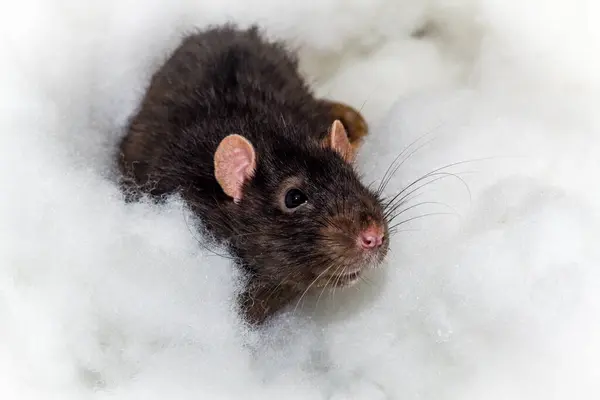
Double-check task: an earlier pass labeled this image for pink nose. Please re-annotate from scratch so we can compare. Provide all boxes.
[358,227,384,250]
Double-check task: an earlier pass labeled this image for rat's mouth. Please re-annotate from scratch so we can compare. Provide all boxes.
[316,269,362,288]
[333,270,361,287]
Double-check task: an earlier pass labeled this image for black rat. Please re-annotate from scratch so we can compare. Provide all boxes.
[117,24,389,325]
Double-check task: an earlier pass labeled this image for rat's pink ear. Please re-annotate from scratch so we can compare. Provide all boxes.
[322,120,355,163]
[214,134,257,203]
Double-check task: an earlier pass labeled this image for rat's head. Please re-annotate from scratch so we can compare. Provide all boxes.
[213,120,389,290]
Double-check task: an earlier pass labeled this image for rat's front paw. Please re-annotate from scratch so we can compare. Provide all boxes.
[322,100,369,152]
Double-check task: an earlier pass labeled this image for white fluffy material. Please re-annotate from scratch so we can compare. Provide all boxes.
[2,0,600,398]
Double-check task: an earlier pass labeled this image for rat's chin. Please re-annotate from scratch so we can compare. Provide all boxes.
[315,270,360,288]
[315,252,387,289]
[334,270,362,287]
[315,265,366,288]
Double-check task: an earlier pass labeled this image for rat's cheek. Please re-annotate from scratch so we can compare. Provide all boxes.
[317,224,362,270]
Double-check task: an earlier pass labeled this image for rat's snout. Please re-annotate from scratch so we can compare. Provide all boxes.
[358,225,385,250]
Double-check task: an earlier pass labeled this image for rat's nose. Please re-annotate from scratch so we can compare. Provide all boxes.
[358,226,384,250]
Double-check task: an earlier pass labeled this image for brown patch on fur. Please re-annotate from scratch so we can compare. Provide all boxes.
[320,99,369,154]
[321,120,354,163]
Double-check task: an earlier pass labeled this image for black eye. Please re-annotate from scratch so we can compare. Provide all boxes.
[284,188,308,209]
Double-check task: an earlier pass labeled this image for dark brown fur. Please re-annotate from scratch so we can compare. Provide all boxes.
[118,24,388,325]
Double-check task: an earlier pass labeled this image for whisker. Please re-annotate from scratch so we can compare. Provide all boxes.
[293,262,338,314]
[386,178,467,220]
[376,134,438,196]
[263,268,300,304]
[388,228,422,236]
[386,201,460,224]
[359,274,374,287]
[384,173,458,218]
[330,264,347,304]
[381,156,499,217]
[315,265,341,311]
[388,212,458,231]
[383,169,473,219]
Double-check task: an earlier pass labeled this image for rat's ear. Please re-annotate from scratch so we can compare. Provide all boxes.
[322,120,355,163]
[214,134,257,203]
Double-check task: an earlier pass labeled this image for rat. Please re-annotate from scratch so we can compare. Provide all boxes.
[117,24,389,325]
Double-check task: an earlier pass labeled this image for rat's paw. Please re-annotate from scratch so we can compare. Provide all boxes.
[323,100,369,152]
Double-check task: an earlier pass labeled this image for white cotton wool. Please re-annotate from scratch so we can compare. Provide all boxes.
[2,0,600,399]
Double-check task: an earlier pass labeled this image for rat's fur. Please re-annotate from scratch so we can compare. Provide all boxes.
[118,24,388,325]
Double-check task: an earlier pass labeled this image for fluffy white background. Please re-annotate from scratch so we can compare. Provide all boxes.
[1,0,600,399]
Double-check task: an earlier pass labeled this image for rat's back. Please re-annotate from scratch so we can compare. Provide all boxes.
[118,24,328,194]
[135,24,319,132]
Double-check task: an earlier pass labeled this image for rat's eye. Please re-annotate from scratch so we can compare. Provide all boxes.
[284,188,308,209]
